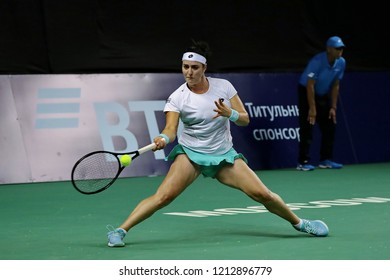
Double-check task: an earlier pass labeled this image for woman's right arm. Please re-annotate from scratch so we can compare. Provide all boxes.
[153,111,180,149]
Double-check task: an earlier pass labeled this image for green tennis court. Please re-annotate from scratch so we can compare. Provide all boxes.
[0,162,389,260]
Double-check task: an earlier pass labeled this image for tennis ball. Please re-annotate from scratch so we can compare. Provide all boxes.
[120,154,132,166]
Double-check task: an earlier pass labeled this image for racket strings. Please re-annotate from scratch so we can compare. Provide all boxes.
[72,152,120,193]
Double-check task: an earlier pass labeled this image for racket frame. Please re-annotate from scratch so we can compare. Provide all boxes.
[71,143,156,195]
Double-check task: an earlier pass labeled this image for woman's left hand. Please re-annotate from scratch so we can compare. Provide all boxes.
[213,98,231,119]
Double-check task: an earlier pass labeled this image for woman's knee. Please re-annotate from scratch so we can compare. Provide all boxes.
[248,189,274,204]
[154,190,178,208]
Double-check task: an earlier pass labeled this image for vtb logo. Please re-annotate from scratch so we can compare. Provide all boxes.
[35,88,81,129]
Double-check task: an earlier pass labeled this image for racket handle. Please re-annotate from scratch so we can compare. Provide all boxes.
[138,143,157,154]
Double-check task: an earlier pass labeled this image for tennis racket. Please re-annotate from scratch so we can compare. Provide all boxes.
[71,143,156,195]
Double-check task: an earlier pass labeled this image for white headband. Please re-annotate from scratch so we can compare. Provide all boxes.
[182,52,207,64]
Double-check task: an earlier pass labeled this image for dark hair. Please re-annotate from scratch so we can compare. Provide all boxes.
[186,39,212,60]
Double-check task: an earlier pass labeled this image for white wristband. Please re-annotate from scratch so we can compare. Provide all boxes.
[229,109,239,122]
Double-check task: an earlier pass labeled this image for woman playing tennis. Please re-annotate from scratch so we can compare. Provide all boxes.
[107,40,329,247]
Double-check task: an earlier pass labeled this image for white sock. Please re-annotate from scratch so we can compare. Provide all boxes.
[293,219,303,228]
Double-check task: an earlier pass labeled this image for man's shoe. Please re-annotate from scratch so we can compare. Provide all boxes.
[296,163,315,171]
[318,160,343,169]
[294,219,329,237]
[107,226,126,247]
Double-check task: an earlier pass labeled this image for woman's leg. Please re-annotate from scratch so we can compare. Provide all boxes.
[216,159,300,224]
[119,154,201,231]
[215,159,329,237]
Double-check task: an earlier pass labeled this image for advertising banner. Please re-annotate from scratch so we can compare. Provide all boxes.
[1,73,389,184]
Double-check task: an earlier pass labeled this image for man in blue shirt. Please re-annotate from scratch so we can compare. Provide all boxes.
[297,36,346,171]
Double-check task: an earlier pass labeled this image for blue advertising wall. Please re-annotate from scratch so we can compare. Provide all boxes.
[217,72,390,169]
[0,72,389,184]
[335,72,390,164]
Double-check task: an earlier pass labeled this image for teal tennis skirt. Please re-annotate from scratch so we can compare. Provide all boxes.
[166,144,248,178]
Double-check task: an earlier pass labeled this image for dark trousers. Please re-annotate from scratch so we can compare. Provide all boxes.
[297,85,336,164]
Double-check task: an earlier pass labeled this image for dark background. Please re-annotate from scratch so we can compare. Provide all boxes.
[0,0,389,74]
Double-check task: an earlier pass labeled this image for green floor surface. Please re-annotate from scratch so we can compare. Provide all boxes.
[0,162,389,260]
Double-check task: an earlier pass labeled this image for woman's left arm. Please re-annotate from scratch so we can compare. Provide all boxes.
[213,94,250,126]
[229,94,250,126]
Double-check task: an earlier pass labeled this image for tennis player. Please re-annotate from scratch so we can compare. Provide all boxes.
[107,40,329,247]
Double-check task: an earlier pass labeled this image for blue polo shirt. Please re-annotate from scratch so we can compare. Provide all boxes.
[299,52,346,96]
